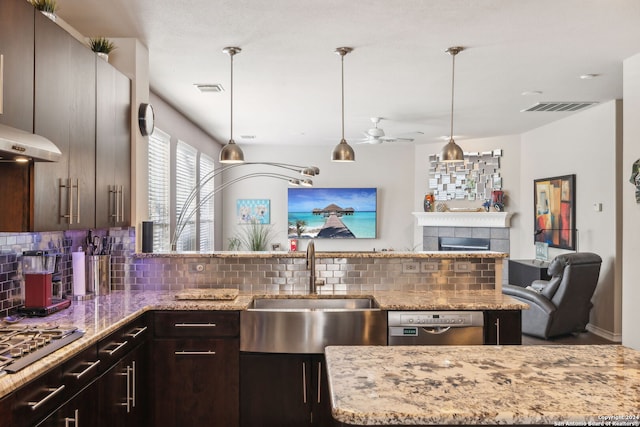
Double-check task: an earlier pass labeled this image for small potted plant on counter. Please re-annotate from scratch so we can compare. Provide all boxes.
[89,37,116,62]
[30,0,58,21]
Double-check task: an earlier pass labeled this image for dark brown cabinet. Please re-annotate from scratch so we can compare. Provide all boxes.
[95,58,131,228]
[0,0,35,132]
[152,311,240,427]
[484,310,522,345]
[36,381,99,427]
[240,353,337,427]
[0,0,35,232]
[98,342,147,427]
[33,11,96,231]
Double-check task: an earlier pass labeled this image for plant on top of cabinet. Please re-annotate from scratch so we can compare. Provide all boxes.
[89,37,116,61]
[29,0,57,20]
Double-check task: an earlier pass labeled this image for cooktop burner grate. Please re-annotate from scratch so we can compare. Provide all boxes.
[0,325,84,375]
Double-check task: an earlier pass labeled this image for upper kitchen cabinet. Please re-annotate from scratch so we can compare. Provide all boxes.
[33,11,96,231]
[95,58,131,228]
[0,0,35,132]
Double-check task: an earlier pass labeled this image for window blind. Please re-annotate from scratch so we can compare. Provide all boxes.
[147,128,171,252]
[175,141,198,251]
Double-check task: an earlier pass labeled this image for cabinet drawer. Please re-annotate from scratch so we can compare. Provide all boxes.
[61,344,100,396]
[12,367,65,427]
[154,311,239,338]
[98,314,149,373]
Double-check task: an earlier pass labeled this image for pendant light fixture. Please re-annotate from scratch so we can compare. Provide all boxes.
[441,46,465,162]
[332,47,355,162]
[219,46,245,163]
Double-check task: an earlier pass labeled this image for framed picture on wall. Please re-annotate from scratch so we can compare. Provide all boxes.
[237,199,271,224]
[533,174,576,250]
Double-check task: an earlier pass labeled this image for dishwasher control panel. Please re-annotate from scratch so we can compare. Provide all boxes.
[388,311,484,327]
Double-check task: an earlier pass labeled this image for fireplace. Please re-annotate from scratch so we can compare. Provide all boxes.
[439,237,491,251]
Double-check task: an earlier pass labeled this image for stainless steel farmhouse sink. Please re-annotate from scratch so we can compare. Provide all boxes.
[240,297,387,353]
[248,297,378,310]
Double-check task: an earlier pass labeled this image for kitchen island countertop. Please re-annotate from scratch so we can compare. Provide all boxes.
[324,344,640,426]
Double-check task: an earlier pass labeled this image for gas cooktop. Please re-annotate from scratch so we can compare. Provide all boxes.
[0,325,84,375]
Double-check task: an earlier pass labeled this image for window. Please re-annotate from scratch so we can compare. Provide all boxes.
[148,129,171,251]
[199,154,215,251]
[175,141,198,251]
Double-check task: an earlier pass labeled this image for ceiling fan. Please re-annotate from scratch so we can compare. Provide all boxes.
[355,117,421,144]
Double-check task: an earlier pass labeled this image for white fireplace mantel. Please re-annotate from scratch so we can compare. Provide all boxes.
[412,211,513,228]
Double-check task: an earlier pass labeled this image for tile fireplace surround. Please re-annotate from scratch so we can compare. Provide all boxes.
[413,211,511,254]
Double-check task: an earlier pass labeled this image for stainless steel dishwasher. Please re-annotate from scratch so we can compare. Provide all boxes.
[388,311,484,345]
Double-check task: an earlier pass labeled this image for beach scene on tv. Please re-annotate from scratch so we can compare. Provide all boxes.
[287,188,377,239]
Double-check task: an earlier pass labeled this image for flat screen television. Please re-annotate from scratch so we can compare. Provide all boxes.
[287,187,377,239]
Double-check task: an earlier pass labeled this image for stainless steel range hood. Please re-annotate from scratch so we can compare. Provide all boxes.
[0,123,62,162]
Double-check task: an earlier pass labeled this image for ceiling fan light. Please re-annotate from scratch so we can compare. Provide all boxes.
[219,139,244,163]
[441,138,464,162]
[332,139,355,162]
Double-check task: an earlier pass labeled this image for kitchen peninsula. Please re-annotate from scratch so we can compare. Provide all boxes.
[325,345,640,426]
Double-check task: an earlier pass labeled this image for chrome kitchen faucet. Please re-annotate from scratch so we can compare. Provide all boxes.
[306,240,324,294]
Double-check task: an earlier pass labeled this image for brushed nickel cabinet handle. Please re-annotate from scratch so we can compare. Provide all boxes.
[64,409,78,427]
[302,362,307,404]
[0,54,4,115]
[28,385,65,410]
[174,350,216,356]
[68,360,100,380]
[174,323,216,328]
[317,361,322,404]
[104,341,128,356]
[125,326,148,339]
[131,361,136,408]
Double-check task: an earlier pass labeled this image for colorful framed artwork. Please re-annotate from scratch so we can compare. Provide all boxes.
[533,174,576,250]
[237,199,271,224]
[287,188,377,239]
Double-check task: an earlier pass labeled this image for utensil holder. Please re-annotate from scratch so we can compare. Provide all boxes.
[86,255,111,296]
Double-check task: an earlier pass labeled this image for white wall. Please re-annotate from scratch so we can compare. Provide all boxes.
[412,135,522,248]
[623,54,640,350]
[221,143,415,252]
[517,101,622,341]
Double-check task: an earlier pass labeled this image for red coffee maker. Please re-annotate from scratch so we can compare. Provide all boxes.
[21,250,69,316]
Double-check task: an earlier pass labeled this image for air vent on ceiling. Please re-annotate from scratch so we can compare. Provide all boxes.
[194,83,224,93]
[521,102,597,112]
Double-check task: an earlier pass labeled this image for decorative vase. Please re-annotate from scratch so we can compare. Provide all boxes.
[423,194,434,212]
[96,52,109,62]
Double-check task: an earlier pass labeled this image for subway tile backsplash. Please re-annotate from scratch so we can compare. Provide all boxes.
[1,227,497,317]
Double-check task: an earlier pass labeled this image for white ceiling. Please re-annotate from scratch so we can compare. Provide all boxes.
[55,0,640,148]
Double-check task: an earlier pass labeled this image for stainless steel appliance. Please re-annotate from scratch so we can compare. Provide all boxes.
[388,311,484,345]
[0,325,84,375]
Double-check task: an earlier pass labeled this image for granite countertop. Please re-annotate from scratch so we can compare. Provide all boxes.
[0,289,526,398]
[134,250,509,259]
[325,345,640,426]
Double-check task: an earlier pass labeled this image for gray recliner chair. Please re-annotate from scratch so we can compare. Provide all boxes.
[503,252,602,339]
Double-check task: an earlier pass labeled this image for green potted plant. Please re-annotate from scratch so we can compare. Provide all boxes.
[237,221,275,251]
[89,37,116,62]
[30,0,57,21]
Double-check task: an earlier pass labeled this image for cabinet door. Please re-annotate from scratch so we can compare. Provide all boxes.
[33,11,96,231]
[36,381,99,427]
[484,310,522,345]
[95,58,131,228]
[311,355,340,427]
[98,342,147,427]
[0,393,15,427]
[153,338,239,427]
[240,353,310,427]
[0,0,34,131]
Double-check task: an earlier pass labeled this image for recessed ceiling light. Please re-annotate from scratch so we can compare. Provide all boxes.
[521,90,543,96]
[194,83,224,93]
[579,74,599,80]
